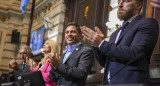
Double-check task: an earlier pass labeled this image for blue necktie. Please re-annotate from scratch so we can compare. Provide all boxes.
[115,22,129,44]
[120,22,129,35]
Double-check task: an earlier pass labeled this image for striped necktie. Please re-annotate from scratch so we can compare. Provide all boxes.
[115,22,129,44]
[120,22,129,35]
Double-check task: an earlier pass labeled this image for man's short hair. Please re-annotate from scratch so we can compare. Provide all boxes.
[137,0,143,4]
[136,0,143,13]
[19,45,32,55]
[65,22,81,33]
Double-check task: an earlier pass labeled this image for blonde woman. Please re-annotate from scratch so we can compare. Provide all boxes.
[32,39,59,86]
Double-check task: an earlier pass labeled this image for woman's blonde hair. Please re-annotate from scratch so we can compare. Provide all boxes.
[41,39,59,64]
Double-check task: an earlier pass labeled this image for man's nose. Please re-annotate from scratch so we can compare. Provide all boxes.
[118,0,124,7]
[20,54,24,57]
[67,32,72,35]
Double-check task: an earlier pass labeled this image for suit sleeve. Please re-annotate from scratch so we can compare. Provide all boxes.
[7,65,30,82]
[7,72,16,82]
[52,48,94,79]
[7,68,23,82]
[48,69,59,82]
[92,46,107,67]
[99,18,159,61]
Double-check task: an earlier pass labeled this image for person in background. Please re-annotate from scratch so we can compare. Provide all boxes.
[48,22,94,86]
[7,45,37,82]
[81,0,159,85]
[151,0,160,9]
[32,39,59,86]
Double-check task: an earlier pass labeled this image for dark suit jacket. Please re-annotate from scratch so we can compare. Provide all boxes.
[92,15,159,85]
[7,63,30,82]
[49,44,94,86]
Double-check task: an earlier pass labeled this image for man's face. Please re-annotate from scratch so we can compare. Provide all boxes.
[19,48,29,62]
[117,0,139,21]
[65,25,82,46]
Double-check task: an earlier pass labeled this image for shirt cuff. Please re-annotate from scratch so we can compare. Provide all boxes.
[9,72,14,76]
[99,40,105,49]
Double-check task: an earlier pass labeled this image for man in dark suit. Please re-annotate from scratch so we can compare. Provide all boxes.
[7,45,36,82]
[81,0,159,85]
[49,22,94,86]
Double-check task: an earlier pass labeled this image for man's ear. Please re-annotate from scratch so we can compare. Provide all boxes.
[79,33,82,39]
[136,3,142,11]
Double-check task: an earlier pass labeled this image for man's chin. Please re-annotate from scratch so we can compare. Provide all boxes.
[66,41,74,44]
[117,14,126,20]
[21,59,25,62]
[117,11,126,17]
[67,43,74,45]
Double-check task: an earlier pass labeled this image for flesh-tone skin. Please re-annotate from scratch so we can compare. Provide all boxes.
[42,40,59,69]
[43,40,51,54]
[81,0,141,47]
[151,0,160,9]
[49,25,82,69]
[8,48,30,72]
[65,26,82,50]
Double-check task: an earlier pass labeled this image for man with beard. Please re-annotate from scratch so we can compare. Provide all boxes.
[48,22,94,86]
[81,0,159,85]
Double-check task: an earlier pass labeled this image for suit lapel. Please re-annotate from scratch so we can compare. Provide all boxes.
[60,52,66,63]
[63,44,82,64]
[19,63,23,69]
[110,30,120,43]
[116,15,142,44]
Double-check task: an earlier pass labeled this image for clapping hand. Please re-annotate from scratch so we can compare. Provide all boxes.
[48,53,59,70]
[81,26,105,47]
[8,59,18,72]
[26,57,30,65]
[151,0,160,9]
[26,57,37,70]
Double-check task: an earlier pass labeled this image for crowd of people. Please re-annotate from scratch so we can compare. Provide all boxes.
[3,0,160,86]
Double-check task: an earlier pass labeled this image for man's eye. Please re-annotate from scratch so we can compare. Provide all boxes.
[71,31,76,33]
[118,0,120,4]
[124,0,131,2]
[20,53,27,54]
[118,0,131,4]
[65,31,69,34]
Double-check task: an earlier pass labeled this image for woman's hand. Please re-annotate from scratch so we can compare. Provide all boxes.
[48,53,60,70]
[26,57,37,69]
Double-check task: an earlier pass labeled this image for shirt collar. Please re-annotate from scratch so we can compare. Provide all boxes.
[22,61,26,64]
[123,15,139,25]
[65,42,81,52]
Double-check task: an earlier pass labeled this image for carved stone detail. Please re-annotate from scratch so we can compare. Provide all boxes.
[0,15,6,22]
[52,0,60,5]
